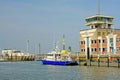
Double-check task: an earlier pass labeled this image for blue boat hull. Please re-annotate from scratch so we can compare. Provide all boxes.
[41,60,78,65]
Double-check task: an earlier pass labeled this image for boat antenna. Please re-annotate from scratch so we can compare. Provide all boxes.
[55,41,59,51]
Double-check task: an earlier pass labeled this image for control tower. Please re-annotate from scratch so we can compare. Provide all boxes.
[85,15,113,29]
[79,1,120,57]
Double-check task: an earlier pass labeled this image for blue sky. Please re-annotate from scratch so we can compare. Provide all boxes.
[0,0,120,54]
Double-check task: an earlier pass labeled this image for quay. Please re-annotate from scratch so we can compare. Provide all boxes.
[0,55,35,62]
[1,52,120,68]
[0,49,35,62]
[35,53,120,68]
[77,54,120,68]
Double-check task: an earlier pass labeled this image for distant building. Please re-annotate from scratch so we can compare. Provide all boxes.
[2,49,30,56]
[80,14,120,55]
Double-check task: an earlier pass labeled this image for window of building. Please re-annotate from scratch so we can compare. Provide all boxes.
[91,26,93,29]
[98,32,101,36]
[102,32,105,35]
[80,41,82,45]
[91,40,93,44]
[108,24,111,28]
[117,47,120,51]
[91,48,93,52]
[84,41,85,44]
[110,38,113,42]
[91,40,97,44]
[81,41,85,45]
[99,48,101,51]
[81,49,85,52]
[99,39,101,43]
[91,48,97,52]
[102,48,106,52]
[94,40,96,43]
[95,26,98,28]
[107,32,111,35]
[84,49,85,52]
[95,48,97,52]
[103,39,106,43]
[81,49,83,52]
[116,38,120,42]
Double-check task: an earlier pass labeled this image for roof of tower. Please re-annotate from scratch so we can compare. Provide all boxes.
[85,15,114,20]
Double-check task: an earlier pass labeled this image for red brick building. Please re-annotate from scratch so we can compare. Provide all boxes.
[80,15,120,56]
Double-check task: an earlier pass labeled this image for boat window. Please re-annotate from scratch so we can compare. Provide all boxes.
[48,54,53,56]
[55,54,61,56]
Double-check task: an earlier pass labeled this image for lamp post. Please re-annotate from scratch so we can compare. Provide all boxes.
[87,36,90,60]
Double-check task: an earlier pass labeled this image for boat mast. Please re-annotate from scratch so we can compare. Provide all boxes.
[55,41,59,51]
[62,34,65,50]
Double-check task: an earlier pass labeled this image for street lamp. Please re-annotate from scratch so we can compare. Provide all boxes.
[87,36,90,60]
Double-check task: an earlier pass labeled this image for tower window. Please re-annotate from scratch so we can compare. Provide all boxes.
[98,32,101,36]
[91,26,93,29]
[95,26,98,28]
[102,32,105,35]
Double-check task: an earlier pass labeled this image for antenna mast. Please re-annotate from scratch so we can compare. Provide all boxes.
[38,43,40,54]
[27,40,29,53]
[97,0,100,15]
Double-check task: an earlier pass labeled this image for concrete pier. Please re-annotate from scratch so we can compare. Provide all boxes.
[78,54,120,68]
[0,55,35,62]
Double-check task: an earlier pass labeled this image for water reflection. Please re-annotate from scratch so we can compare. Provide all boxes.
[78,66,120,80]
[0,62,120,80]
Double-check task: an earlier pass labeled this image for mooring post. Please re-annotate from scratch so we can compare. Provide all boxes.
[117,58,119,68]
[98,54,100,67]
[107,57,109,67]
[79,59,81,65]
[98,59,100,67]
[90,55,92,66]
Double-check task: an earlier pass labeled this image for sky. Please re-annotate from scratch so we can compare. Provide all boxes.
[0,0,120,54]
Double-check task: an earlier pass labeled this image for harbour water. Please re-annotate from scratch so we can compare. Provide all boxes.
[0,61,120,80]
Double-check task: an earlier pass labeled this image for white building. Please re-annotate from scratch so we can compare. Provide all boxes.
[2,49,30,56]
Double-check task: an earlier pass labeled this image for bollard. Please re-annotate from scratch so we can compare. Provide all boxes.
[98,59,100,67]
[117,58,119,68]
[90,56,92,66]
[98,54,100,67]
[107,58,109,67]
